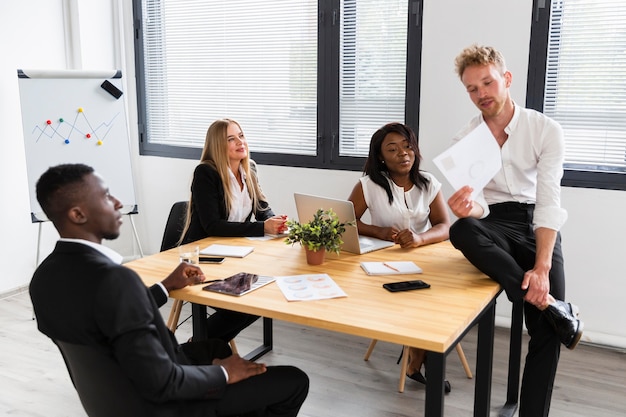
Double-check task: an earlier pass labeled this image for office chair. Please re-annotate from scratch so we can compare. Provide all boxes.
[54,340,147,417]
[161,201,237,354]
[364,339,473,393]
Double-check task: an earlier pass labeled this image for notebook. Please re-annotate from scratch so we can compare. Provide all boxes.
[200,244,254,258]
[202,272,275,296]
[360,261,423,275]
[293,193,394,254]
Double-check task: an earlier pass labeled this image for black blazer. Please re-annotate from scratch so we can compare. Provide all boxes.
[30,241,226,416]
[183,162,275,243]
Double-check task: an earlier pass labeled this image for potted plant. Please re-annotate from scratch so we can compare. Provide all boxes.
[284,208,352,265]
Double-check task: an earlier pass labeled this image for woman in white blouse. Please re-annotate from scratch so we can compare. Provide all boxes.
[348,122,451,389]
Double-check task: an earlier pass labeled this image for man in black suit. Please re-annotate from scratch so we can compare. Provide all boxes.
[30,163,308,417]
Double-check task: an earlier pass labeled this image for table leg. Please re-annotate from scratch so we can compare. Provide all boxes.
[191,304,273,360]
[192,303,208,341]
[474,299,496,417]
[424,352,445,416]
[499,300,523,417]
[243,317,273,361]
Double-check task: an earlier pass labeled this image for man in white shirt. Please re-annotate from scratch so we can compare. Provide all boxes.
[446,45,583,417]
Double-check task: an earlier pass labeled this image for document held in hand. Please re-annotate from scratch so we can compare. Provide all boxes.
[433,122,502,198]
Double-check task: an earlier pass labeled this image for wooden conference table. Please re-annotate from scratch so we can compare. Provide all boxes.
[127,237,501,417]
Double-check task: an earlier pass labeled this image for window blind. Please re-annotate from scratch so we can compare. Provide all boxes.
[140,0,318,155]
[544,0,626,173]
[339,0,408,157]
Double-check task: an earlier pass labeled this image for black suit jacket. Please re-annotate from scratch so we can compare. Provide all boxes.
[30,241,226,416]
[183,162,275,243]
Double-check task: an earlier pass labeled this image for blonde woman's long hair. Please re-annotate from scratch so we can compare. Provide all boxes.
[178,119,268,244]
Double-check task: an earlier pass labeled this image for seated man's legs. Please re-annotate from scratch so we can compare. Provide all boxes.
[450,211,570,417]
[181,339,309,417]
[449,216,529,300]
[213,366,309,417]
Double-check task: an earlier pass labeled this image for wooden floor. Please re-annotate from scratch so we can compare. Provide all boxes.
[2,290,624,417]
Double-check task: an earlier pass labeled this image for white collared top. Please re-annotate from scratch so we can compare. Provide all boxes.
[453,104,568,231]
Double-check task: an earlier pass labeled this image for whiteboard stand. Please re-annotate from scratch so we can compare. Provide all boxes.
[35,218,44,266]
[127,212,145,259]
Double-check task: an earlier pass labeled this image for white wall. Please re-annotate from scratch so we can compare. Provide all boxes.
[1,0,624,349]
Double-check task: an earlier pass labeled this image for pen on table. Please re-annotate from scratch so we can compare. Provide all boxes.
[382,262,400,272]
[193,279,222,285]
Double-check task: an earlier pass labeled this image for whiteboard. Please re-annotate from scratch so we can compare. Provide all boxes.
[18,69,137,221]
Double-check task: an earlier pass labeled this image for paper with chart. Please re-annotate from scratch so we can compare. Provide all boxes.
[433,122,502,198]
[275,274,347,301]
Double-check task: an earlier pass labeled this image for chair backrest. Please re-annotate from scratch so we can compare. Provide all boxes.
[54,340,148,417]
[161,201,188,251]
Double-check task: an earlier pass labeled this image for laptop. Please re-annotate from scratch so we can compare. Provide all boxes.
[293,193,394,254]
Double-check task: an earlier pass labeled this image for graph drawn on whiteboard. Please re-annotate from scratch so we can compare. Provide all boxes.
[18,69,137,222]
[32,107,120,146]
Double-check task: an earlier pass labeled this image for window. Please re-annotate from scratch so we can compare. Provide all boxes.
[527,0,626,190]
[132,0,423,170]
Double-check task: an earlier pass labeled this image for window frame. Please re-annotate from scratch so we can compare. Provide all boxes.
[132,0,423,171]
[526,0,626,191]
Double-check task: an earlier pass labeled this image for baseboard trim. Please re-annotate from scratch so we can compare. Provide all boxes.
[0,284,30,300]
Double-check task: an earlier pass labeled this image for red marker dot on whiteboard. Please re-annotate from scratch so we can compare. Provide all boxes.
[86,133,91,138]
[46,120,52,125]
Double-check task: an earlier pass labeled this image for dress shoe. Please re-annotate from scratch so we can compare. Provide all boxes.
[407,370,427,384]
[543,300,583,350]
[406,371,452,394]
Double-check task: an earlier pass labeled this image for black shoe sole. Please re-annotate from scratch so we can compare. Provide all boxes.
[565,319,584,350]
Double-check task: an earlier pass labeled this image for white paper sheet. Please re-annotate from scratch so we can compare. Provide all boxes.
[275,274,347,301]
[433,122,502,198]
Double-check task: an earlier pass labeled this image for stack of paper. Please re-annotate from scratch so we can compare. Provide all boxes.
[200,244,254,258]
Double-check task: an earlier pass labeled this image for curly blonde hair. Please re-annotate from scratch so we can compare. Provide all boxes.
[454,44,507,79]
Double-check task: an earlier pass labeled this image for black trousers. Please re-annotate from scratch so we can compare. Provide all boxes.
[449,202,564,417]
[205,308,260,343]
[181,340,309,417]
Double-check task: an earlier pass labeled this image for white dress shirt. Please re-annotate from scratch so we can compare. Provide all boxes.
[359,171,441,233]
[227,165,253,222]
[453,104,568,231]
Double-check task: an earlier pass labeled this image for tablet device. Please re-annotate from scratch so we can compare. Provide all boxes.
[203,272,275,296]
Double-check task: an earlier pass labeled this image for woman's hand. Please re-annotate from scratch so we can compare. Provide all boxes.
[393,229,424,248]
[264,215,288,235]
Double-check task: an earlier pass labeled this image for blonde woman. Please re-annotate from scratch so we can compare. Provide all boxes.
[181,118,286,242]
[180,118,286,342]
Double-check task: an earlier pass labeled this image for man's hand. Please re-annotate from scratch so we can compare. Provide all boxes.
[521,266,551,308]
[213,354,267,384]
[161,262,205,292]
[447,186,479,218]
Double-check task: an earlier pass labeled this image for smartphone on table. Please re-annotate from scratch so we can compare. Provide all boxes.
[199,256,225,264]
[383,280,430,292]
